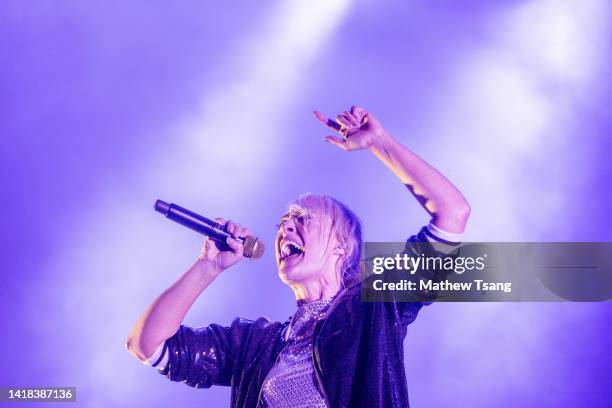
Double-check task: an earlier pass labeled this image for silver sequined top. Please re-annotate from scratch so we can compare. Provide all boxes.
[259,297,334,408]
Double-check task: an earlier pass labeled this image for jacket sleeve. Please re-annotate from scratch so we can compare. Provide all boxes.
[159,317,253,389]
[394,226,461,326]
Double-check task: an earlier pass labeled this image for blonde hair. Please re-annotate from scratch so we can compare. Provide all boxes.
[291,193,362,288]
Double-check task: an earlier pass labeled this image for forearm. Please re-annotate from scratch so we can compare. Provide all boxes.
[125,259,220,361]
[369,131,470,233]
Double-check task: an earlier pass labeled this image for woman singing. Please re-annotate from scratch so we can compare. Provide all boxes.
[126,105,470,407]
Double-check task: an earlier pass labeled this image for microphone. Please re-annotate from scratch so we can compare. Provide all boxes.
[154,199,265,259]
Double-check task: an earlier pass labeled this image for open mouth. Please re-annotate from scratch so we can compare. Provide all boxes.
[279,240,305,261]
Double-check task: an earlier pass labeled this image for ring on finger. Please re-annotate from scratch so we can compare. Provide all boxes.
[339,126,350,139]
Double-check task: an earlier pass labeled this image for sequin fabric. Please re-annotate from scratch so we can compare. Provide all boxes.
[260,297,334,408]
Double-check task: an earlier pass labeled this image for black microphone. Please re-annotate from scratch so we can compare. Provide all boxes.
[154,199,265,259]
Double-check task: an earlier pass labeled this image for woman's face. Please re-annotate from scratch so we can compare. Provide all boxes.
[275,205,341,285]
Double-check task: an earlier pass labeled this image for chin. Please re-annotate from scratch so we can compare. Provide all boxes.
[277,266,299,285]
[277,263,312,286]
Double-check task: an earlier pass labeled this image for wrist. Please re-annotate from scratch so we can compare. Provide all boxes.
[194,257,223,278]
[369,129,396,155]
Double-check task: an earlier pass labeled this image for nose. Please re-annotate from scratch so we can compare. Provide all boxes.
[280,217,296,235]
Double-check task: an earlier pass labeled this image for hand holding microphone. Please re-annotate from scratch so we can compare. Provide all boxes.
[200,218,252,272]
[154,200,265,272]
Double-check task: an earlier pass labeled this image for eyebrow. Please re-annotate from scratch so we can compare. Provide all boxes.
[276,208,310,226]
[288,204,308,214]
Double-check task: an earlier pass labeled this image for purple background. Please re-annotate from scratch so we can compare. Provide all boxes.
[2,0,611,406]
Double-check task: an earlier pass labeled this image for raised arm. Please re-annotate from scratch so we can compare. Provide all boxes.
[314,105,470,233]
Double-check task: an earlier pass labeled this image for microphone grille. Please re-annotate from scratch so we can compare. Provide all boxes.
[243,236,265,260]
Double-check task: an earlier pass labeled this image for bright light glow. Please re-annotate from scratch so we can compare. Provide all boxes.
[504,0,609,83]
[165,0,353,198]
[428,0,609,241]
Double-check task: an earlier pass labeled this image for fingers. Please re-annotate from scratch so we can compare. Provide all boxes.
[235,226,251,239]
[225,220,238,236]
[225,221,242,237]
[324,135,349,151]
[313,110,342,131]
[336,111,362,139]
[314,107,365,130]
[350,105,367,122]
[342,110,360,126]
[335,114,352,130]
[218,219,246,255]
[225,236,243,252]
[224,220,251,239]
[316,107,368,151]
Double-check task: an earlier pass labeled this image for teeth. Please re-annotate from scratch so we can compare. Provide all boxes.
[280,240,304,259]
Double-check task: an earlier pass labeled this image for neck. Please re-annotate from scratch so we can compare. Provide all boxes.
[290,273,341,305]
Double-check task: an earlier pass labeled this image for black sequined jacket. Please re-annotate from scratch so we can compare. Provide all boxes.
[160,230,450,407]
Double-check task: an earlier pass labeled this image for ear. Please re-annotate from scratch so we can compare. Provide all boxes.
[333,245,346,256]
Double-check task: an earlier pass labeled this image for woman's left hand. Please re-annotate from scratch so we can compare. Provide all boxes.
[314,105,387,151]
